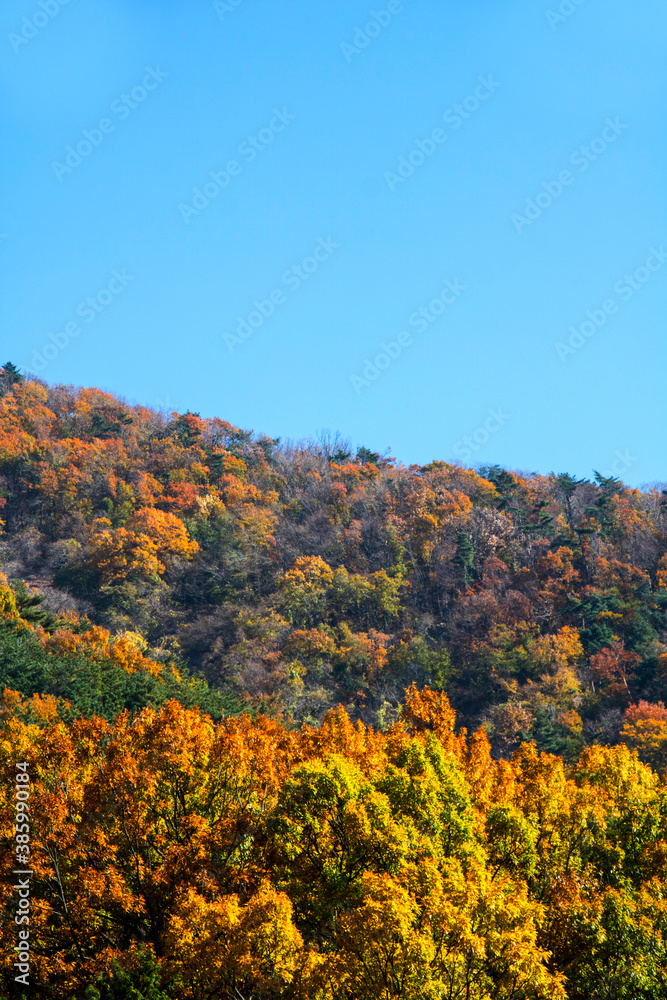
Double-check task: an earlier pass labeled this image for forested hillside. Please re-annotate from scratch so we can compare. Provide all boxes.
[1,367,666,765]
[1,367,667,997]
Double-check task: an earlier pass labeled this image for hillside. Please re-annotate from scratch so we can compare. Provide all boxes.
[2,367,667,997]
[1,367,666,765]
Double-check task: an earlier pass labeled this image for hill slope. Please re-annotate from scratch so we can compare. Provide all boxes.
[1,369,666,766]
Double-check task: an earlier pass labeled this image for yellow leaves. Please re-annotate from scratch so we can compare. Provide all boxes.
[558,709,583,735]
[167,884,306,994]
[512,742,569,830]
[0,689,65,750]
[203,472,279,548]
[193,490,226,519]
[1,687,665,998]
[279,556,334,626]
[316,862,566,1000]
[621,717,667,774]
[531,625,584,671]
[0,574,20,620]
[519,666,585,736]
[282,628,336,662]
[111,631,163,677]
[235,504,279,549]
[421,462,499,505]
[236,608,291,642]
[220,452,247,481]
[283,555,334,591]
[657,553,667,590]
[471,873,567,1000]
[322,872,433,999]
[278,558,405,633]
[575,743,659,817]
[130,507,199,558]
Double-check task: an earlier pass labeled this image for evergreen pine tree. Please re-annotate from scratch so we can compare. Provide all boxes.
[453,531,476,586]
[0,361,24,393]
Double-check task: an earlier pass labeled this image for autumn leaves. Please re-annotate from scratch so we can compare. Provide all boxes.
[2,691,666,997]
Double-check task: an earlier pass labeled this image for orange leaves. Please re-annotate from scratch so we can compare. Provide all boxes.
[535,546,580,601]
[401,683,466,760]
[214,473,278,548]
[161,480,204,515]
[300,702,384,768]
[130,507,199,557]
[85,507,199,585]
[557,709,584,735]
[0,380,53,462]
[85,519,157,584]
[45,626,165,677]
[282,628,336,662]
[420,461,499,505]
[591,555,651,593]
[609,490,650,533]
[1,691,666,998]
[488,702,535,753]
[219,473,277,509]
[390,471,475,564]
[625,699,667,724]
[0,423,38,465]
[8,377,667,995]
[220,452,248,480]
[332,624,391,683]
[621,701,667,773]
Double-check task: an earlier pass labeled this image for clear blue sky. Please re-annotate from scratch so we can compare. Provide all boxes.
[2,0,665,485]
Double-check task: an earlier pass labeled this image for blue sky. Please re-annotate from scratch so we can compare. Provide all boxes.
[1,0,665,485]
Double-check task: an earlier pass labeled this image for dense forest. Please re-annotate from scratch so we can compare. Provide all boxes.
[1,365,667,997]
